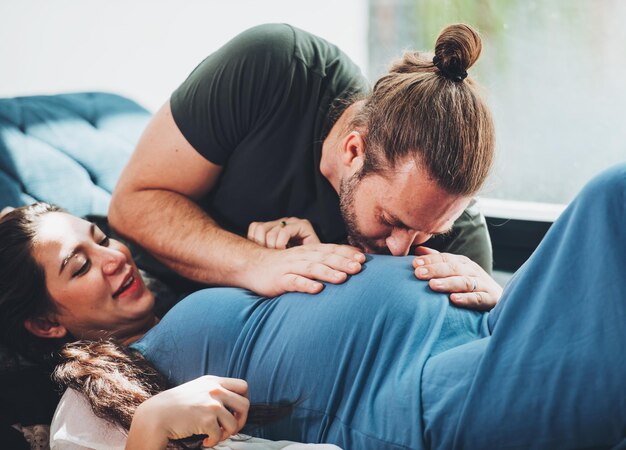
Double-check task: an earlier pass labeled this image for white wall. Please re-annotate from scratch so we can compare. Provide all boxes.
[0,0,368,111]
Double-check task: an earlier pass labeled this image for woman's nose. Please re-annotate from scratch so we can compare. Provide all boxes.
[101,248,126,275]
[386,229,421,256]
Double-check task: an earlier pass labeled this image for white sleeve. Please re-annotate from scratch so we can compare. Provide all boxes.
[50,390,342,450]
[214,436,343,450]
[50,388,127,450]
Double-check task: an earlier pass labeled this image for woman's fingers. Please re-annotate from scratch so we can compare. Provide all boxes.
[218,377,249,396]
[199,416,223,448]
[210,381,250,431]
[414,245,440,256]
[448,291,494,311]
[428,275,478,293]
[140,375,251,445]
[414,261,467,280]
[248,217,321,249]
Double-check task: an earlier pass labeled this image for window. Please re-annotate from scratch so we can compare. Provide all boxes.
[368,0,626,210]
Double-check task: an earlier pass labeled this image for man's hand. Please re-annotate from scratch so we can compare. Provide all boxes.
[412,246,502,311]
[248,217,321,249]
[127,375,249,449]
[247,244,365,297]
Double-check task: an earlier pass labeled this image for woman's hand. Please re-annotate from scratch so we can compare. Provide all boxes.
[413,247,503,311]
[126,375,249,449]
[248,217,321,249]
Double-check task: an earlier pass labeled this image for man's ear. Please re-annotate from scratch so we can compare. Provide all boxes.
[341,131,366,171]
[24,316,68,339]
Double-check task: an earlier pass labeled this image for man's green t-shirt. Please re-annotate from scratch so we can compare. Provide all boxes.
[170,23,493,272]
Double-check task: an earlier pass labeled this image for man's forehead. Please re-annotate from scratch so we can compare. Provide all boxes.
[381,177,469,233]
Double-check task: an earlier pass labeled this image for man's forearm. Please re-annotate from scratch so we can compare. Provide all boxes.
[109,188,265,289]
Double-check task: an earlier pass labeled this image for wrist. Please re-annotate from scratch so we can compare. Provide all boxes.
[237,246,276,291]
[126,400,169,450]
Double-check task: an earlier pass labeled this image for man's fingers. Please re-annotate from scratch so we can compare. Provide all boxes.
[312,252,359,275]
[312,243,365,263]
[298,261,349,284]
[282,274,324,294]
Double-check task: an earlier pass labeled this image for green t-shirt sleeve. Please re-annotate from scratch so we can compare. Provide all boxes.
[425,200,493,274]
[170,24,297,166]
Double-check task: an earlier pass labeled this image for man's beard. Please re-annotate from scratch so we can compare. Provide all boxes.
[338,171,389,254]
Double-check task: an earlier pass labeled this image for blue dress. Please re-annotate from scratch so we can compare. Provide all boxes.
[132,164,626,449]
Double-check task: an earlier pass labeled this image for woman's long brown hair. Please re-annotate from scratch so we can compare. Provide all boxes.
[53,340,293,448]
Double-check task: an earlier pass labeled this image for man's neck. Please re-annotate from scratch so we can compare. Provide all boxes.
[320,100,364,193]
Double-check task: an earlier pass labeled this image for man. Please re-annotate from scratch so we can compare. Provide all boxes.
[109,23,501,306]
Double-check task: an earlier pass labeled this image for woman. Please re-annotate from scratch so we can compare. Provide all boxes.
[0,209,337,449]
[1,164,626,449]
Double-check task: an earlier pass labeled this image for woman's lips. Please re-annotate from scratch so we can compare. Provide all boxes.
[115,272,143,299]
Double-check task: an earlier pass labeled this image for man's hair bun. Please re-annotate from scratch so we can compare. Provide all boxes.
[433,23,482,82]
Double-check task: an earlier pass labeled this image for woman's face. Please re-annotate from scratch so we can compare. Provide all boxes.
[32,212,156,342]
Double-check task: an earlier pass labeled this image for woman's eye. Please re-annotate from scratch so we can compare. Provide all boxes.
[99,236,110,247]
[72,260,91,278]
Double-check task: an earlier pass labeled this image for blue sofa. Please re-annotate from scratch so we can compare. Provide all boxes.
[0,92,151,215]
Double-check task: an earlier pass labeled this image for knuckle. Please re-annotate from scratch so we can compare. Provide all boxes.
[207,402,222,413]
[208,386,223,396]
[305,262,317,273]
[295,276,311,290]
[321,253,336,266]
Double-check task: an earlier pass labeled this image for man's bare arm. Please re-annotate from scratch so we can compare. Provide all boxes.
[109,102,363,297]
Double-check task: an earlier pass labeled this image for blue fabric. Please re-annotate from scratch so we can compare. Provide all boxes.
[422,164,626,449]
[133,255,488,449]
[133,163,626,449]
[0,92,150,216]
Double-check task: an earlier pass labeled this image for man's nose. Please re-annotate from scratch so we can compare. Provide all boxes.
[386,229,420,256]
[101,249,126,275]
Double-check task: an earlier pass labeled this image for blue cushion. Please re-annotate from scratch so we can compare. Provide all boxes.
[0,92,151,216]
